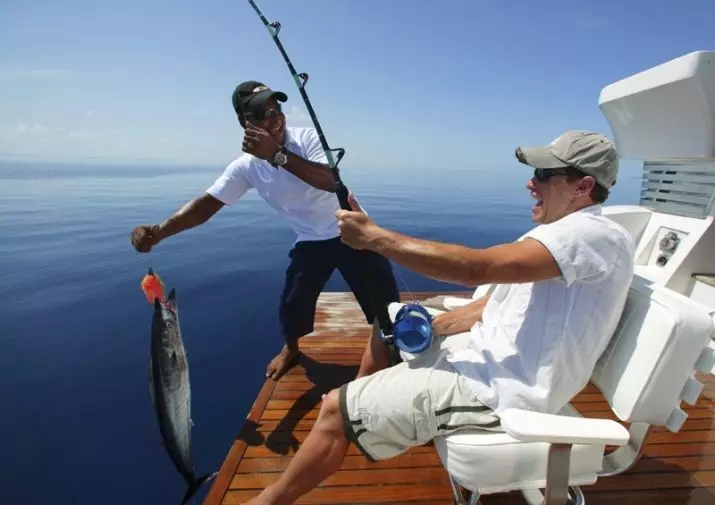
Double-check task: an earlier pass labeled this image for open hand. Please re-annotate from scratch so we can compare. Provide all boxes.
[242,123,280,160]
[336,193,383,250]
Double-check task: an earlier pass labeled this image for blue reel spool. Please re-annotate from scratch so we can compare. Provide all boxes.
[390,303,434,354]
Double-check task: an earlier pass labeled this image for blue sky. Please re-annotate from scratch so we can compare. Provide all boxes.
[1,0,713,170]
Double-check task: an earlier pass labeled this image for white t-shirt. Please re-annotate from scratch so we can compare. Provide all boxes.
[447,205,635,415]
[206,127,342,244]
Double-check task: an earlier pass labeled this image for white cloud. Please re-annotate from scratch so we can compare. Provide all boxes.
[2,122,119,142]
[13,123,47,135]
[285,105,312,126]
[0,122,127,162]
[67,130,98,141]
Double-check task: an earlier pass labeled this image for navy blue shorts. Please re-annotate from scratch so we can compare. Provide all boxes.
[279,237,400,344]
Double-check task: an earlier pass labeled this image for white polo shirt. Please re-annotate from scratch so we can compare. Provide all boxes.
[447,205,635,415]
[206,127,342,244]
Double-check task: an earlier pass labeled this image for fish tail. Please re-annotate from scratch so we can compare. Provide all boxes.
[181,472,218,505]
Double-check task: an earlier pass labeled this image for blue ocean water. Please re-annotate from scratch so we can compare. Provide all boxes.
[0,161,641,504]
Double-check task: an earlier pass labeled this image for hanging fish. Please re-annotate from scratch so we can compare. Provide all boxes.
[141,268,216,504]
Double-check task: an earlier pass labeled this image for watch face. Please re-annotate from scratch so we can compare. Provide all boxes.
[273,151,287,166]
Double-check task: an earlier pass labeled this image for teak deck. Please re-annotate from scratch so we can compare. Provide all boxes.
[204,292,715,505]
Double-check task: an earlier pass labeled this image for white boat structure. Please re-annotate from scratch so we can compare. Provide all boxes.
[204,51,715,505]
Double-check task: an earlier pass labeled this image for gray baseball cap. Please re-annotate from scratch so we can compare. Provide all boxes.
[515,131,619,189]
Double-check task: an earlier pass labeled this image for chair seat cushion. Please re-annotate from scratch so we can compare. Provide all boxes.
[433,405,606,494]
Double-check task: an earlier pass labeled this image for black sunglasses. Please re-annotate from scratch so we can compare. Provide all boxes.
[244,103,282,121]
[533,168,570,182]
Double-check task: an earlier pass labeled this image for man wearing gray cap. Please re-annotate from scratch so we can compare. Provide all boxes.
[238,131,636,505]
[515,130,618,221]
[130,80,399,381]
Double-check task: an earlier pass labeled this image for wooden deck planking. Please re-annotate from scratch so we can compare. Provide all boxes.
[205,292,715,505]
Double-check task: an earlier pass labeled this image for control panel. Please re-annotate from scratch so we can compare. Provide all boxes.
[647,227,687,268]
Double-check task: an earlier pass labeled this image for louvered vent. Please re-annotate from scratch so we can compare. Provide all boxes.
[640,161,715,218]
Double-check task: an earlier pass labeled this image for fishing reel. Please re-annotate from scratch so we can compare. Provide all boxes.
[382,302,434,355]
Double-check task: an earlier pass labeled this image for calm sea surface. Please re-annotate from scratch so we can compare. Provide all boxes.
[0,161,641,504]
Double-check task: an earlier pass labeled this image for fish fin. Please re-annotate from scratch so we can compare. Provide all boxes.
[165,288,177,311]
[147,266,154,275]
[181,472,218,505]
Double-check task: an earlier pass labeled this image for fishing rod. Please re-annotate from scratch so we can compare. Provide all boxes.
[246,0,397,340]
[247,0,349,208]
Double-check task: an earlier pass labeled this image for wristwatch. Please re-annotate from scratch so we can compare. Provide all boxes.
[270,146,288,167]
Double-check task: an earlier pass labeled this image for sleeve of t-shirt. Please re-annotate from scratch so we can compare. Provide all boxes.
[525,215,613,286]
[205,157,253,206]
[301,128,329,164]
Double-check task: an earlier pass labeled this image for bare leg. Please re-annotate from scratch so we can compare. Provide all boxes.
[356,318,391,378]
[244,389,349,505]
[266,341,300,380]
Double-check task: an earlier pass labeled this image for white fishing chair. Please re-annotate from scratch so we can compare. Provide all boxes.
[388,274,715,505]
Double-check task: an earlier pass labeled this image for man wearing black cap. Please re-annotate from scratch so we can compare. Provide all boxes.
[130,81,400,380]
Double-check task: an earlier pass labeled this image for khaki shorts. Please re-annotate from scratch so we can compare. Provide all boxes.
[338,336,502,462]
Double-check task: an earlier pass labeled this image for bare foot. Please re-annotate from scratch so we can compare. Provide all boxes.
[266,344,300,380]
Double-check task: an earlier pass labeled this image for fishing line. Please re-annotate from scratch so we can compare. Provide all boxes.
[246,0,396,337]
[393,264,415,304]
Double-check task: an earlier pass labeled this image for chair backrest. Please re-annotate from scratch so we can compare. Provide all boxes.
[591,274,714,431]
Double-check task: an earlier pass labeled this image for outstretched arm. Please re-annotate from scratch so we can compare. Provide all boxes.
[154,193,225,240]
[369,230,560,287]
[336,195,561,288]
[131,193,224,252]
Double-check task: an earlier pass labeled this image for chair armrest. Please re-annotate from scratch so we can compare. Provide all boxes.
[443,296,472,311]
[500,408,630,446]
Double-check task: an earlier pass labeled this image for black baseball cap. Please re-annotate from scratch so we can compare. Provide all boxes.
[232,80,288,118]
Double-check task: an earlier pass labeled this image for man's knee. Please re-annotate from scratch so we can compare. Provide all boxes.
[319,389,342,420]
[362,323,394,369]
[316,389,346,436]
